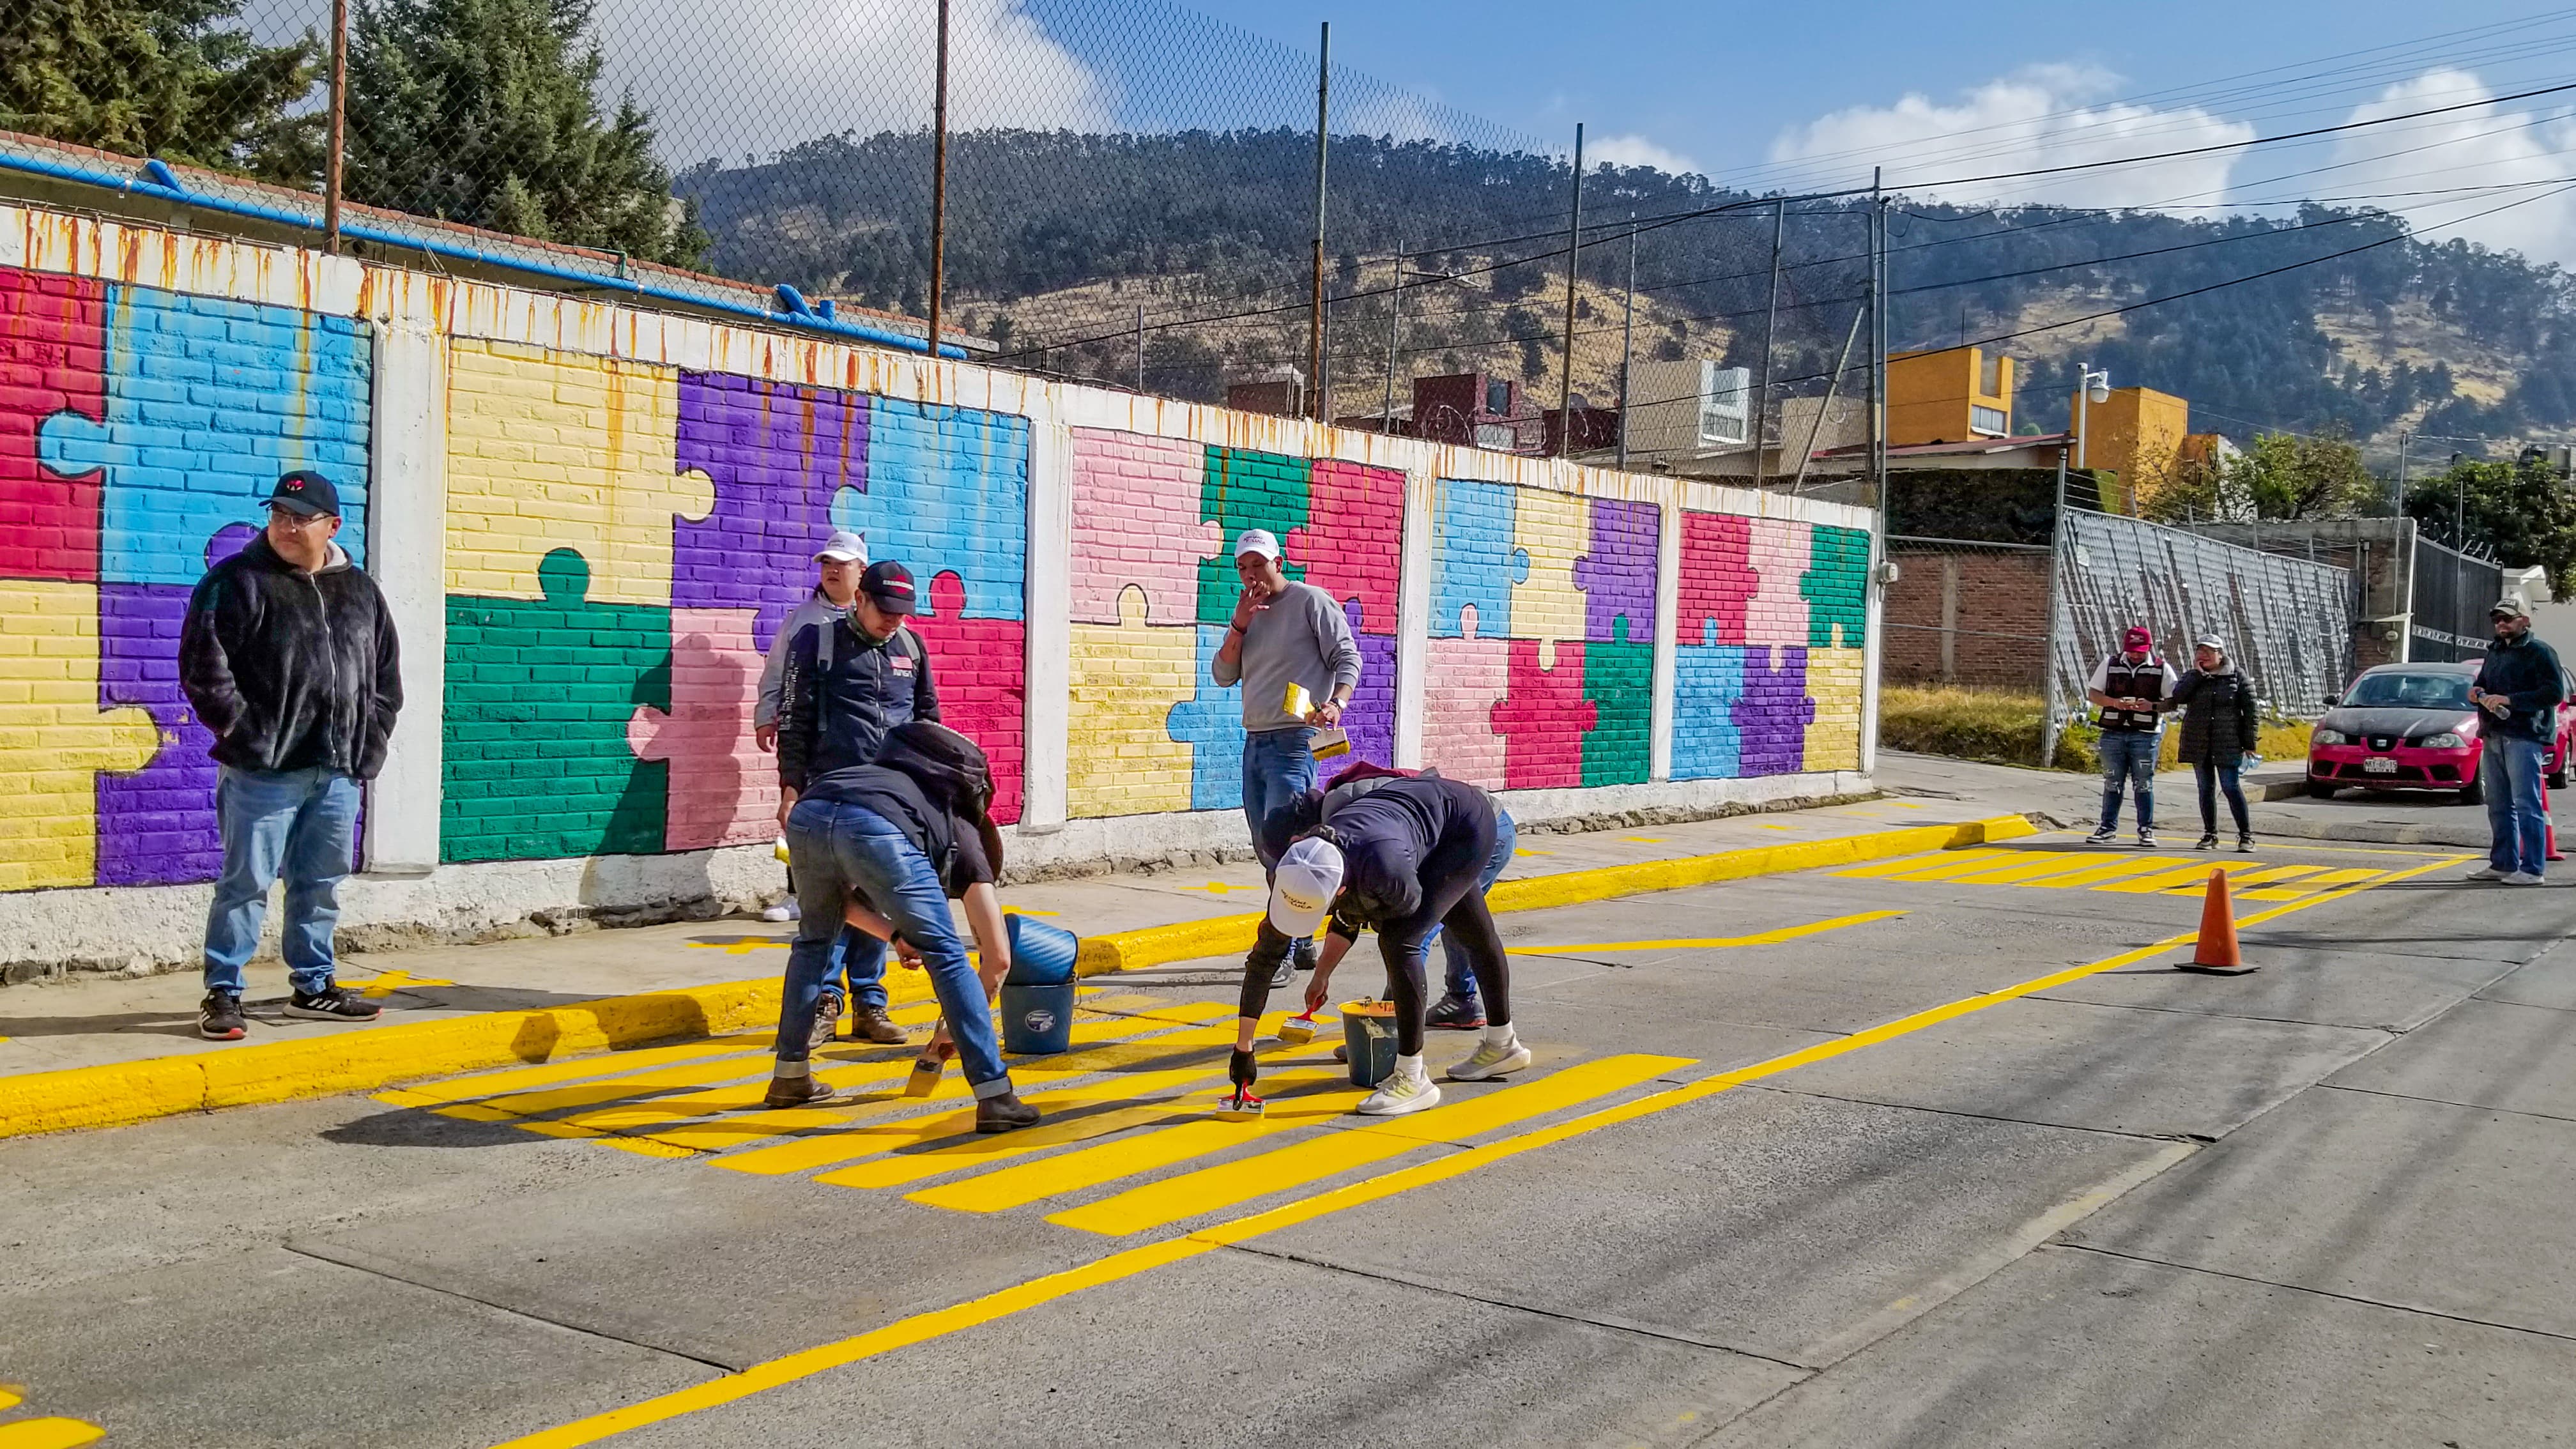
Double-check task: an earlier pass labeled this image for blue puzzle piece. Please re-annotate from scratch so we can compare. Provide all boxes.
[42,285,371,585]
[1671,623,1747,781]
[1166,624,1245,811]
[829,397,1027,620]
[1431,478,1528,638]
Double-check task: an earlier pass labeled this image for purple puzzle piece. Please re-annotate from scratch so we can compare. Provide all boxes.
[1575,498,1658,644]
[96,583,222,885]
[674,371,867,652]
[1733,645,1814,776]
[1340,599,1398,770]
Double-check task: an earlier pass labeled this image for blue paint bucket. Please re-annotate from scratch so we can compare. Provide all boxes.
[1004,914,1081,986]
[1000,981,1076,1055]
[1341,999,1400,1087]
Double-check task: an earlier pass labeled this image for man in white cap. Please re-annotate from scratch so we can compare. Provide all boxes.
[1212,527,1361,989]
[1225,774,1523,1117]
[756,530,866,926]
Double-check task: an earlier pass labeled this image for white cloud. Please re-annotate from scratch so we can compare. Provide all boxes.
[1588,132,1701,178]
[2321,68,2576,268]
[592,0,1116,167]
[1766,65,2254,211]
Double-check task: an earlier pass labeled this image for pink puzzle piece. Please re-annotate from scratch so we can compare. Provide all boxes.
[628,608,776,852]
[1069,429,1219,627]
[1290,459,1404,632]
[1744,518,1813,648]
[1422,602,1510,788]
[1675,510,1753,647]
[1491,636,1595,792]
[907,570,1027,825]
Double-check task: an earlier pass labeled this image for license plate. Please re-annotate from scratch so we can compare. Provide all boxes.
[2363,756,2398,774]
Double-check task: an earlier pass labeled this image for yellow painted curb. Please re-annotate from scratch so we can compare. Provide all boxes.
[0,814,2031,1142]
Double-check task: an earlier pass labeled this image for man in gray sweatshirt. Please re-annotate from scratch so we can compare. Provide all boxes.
[1213,528,1362,987]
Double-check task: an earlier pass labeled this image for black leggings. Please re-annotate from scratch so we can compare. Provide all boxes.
[2193,759,2250,834]
[1375,811,1512,1056]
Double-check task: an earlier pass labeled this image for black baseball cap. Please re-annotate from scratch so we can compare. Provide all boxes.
[268,470,341,518]
[862,560,917,615]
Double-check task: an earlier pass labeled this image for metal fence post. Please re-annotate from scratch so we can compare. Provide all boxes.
[2040,443,2071,768]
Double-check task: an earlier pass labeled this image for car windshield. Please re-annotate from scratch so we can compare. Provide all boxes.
[2341,672,2472,710]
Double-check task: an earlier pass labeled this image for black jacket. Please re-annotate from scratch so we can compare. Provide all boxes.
[2472,631,2568,742]
[178,533,402,779]
[777,616,940,792]
[801,721,1003,898]
[2169,666,2260,765]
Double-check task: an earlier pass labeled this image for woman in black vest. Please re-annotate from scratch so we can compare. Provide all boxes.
[2169,635,2262,852]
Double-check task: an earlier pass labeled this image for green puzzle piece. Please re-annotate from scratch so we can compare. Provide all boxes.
[1195,445,1311,625]
[1581,616,1653,788]
[443,548,671,863]
[1802,524,1870,649]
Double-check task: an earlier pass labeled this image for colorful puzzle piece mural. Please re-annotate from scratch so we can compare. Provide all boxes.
[1295,461,1404,631]
[627,606,774,852]
[1491,639,1594,790]
[1431,478,1524,639]
[1070,429,1216,627]
[0,581,161,889]
[1676,510,1754,647]
[1194,446,1310,625]
[1737,645,1815,776]
[673,371,862,651]
[1069,584,1195,817]
[2,266,106,582]
[1423,603,1510,788]
[1167,625,1246,811]
[907,569,1027,825]
[1671,626,1747,781]
[827,398,1027,622]
[96,582,221,884]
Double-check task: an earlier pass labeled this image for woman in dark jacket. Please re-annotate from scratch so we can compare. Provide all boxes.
[2168,634,2262,852]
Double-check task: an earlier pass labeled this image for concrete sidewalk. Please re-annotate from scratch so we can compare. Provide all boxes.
[0,787,1967,1089]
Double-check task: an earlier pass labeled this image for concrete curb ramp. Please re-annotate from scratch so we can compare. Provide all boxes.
[0,815,2036,1142]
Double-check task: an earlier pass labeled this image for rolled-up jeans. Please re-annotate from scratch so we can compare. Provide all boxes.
[2097,729,2160,831]
[2483,733,2549,878]
[203,765,360,996]
[1439,808,1517,999]
[778,798,1011,1098]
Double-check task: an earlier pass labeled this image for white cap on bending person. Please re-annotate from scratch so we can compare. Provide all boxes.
[1268,835,1344,939]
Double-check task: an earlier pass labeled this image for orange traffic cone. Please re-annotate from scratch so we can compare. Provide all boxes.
[2176,868,2257,975]
[2547,779,2563,862]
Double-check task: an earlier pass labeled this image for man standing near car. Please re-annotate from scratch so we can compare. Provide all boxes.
[181,470,402,1041]
[2468,598,2564,884]
[2083,625,2177,848]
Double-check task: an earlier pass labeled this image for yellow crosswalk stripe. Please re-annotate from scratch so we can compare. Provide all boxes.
[2156,864,2322,895]
[2012,856,2179,889]
[376,1037,760,1107]
[2092,859,2275,894]
[1048,1053,1694,1236]
[907,1089,1369,1214]
[814,1065,1350,1190]
[1832,848,2015,880]
[1943,852,2129,885]
[2241,866,2386,900]
[0,1417,106,1449]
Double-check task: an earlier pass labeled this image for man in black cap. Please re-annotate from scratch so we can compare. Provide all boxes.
[775,559,940,1050]
[179,470,403,1041]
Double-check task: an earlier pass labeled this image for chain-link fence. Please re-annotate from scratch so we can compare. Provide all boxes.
[2051,508,2356,721]
[1882,535,2051,691]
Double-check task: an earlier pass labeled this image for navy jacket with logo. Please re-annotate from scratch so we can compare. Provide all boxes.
[776,616,941,793]
[2473,631,2567,743]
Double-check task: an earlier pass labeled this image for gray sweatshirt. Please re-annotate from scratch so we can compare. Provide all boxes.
[1213,580,1363,733]
[755,590,851,730]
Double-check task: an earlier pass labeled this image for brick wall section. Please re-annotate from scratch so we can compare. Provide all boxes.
[1,266,105,581]
[1882,544,2049,689]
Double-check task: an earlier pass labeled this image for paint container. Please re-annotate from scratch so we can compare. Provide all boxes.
[1000,981,1076,1055]
[1284,681,1313,719]
[1309,728,1350,760]
[773,836,792,864]
[1340,999,1400,1087]
[1002,915,1080,986]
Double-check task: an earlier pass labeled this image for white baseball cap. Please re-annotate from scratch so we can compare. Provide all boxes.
[1267,835,1344,939]
[1234,528,1282,561]
[815,530,870,564]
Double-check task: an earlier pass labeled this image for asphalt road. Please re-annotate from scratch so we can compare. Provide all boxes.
[6,832,2574,1448]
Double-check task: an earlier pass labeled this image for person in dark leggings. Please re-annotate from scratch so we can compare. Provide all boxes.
[1230,774,1527,1117]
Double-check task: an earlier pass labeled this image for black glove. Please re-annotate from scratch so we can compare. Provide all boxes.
[1228,1048,1257,1090]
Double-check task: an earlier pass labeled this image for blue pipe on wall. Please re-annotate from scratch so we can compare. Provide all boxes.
[0,150,969,360]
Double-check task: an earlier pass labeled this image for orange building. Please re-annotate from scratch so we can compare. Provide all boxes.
[2071,386,2189,515]
[1887,346,2014,446]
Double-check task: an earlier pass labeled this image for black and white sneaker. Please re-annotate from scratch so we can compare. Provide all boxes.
[1269,956,1296,990]
[2083,825,2117,845]
[199,990,247,1041]
[2193,832,2220,851]
[284,986,382,1022]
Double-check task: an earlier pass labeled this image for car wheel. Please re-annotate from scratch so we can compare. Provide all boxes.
[2460,776,2485,807]
[2306,781,2339,799]
[2552,769,2568,791]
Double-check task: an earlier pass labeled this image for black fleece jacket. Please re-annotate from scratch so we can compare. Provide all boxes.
[179,533,403,779]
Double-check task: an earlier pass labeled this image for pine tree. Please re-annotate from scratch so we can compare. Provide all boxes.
[1,0,322,183]
[343,0,703,265]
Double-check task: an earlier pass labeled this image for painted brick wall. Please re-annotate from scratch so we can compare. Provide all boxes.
[1666,508,1874,781]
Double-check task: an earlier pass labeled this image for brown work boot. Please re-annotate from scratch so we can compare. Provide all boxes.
[762,1073,850,1110]
[976,1091,1041,1133]
[849,1006,908,1045]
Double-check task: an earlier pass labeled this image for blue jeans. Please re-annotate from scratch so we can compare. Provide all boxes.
[1241,726,1319,868]
[2483,734,2549,877]
[1439,809,1517,999]
[787,864,885,1008]
[779,799,1010,1096]
[2193,760,2250,836]
[2097,730,2160,832]
[203,765,360,996]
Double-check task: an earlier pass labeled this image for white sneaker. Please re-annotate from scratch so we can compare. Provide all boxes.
[1449,1037,1531,1082]
[2465,866,2508,882]
[2504,871,2545,885]
[762,900,801,923]
[1358,1067,1442,1117]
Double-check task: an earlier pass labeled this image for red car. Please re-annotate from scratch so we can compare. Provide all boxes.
[2307,661,2576,801]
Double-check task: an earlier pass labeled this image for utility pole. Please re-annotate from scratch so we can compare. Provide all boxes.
[2394,429,2411,516]
[1383,240,1404,435]
[1868,170,1886,512]
[1617,220,1637,468]
[1308,21,1330,422]
[924,0,951,358]
[2041,441,2071,767]
[1558,123,1585,457]
[323,0,348,254]
[1752,197,1782,488]
[1133,305,1144,392]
